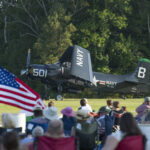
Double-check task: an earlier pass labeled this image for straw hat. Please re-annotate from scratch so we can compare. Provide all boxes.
[75,109,91,121]
[43,106,59,120]
[61,107,74,117]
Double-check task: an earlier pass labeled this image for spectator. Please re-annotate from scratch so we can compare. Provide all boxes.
[97,106,114,143]
[121,106,127,113]
[0,113,22,135]
[102,112,147,150]
[45,119,65,138]
[78,98,92,112]
[21,126,44,144]
[48,101,55,107]
[43,106,59,121]
[2,113,16,128]
[112,101,123,128]
[61,107,76,136]
[28,120,76,150]
[105,99,112,111]
[2,131,20,150]
[141,109,150,124]
[26,105,49,134]
[136,97,150,123]
[72,109,98,150]
[29,105,49,124]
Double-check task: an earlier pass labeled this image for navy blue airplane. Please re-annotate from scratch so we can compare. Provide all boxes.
[21,45,150,100]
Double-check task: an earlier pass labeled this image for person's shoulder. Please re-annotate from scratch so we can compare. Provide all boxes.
[111,130,124,141]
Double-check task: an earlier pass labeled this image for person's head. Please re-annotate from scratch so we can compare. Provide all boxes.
[33,105,43,117]
[144,97,150,105]
[48,101,55,107]
[122,106,127,112]
[46,119,64,138]
[120,112,142,136]
[61,106,74,117]
[80,98,86,106]
[113,101,120,109]
[43,106,59,121]
[75,109,91,122]
[2,131,19,150]
[2,113,16,128]
[32,126,44,137]
[107,99,112,106]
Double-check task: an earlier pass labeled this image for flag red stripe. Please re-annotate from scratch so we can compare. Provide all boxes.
[0,101,32,112]
[16,78,40,98]
[0,94,35,107]
[19,87,27,92]
[0,88,37,101]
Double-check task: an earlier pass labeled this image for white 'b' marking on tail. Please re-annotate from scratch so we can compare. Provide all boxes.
[138,67,146,78]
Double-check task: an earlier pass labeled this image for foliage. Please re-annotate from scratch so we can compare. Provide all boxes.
[0,0,150,97]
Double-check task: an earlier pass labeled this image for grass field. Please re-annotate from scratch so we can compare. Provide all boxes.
[0,98,144,123]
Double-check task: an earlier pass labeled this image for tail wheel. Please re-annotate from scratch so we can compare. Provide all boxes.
[55,94,63,101]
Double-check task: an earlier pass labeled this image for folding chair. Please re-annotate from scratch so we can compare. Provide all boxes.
[0,127,22,135]
[29,136,76,150]
[115,135,145,150]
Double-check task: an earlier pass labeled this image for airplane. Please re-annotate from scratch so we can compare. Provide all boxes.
[21,45,150,100]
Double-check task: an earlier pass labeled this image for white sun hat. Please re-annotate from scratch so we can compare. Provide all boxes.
[43,106,59,121]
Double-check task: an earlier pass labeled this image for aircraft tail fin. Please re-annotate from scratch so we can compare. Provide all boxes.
[129,58,150,84]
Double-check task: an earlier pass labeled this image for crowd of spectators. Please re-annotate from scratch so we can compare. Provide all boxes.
[0,97,150,150]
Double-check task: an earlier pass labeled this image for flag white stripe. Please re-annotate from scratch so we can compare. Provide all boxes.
[0,90,36,104]
[0,97,35,110]
[0,84,36,98]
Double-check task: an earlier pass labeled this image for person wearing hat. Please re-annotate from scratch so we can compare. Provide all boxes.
[135,97,150,123]
[28,105,49,124]
[72,109,98,150]
[61,107,76,136]
[26,105,49,134]
[97,106,111,137]
[43,106,59,121]
[97,106,114,147]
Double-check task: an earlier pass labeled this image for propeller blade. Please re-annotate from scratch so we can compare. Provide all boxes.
[21,69,28,75]
[26,49,31,68]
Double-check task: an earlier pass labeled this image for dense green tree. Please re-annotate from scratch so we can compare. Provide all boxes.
[34,2,76,64]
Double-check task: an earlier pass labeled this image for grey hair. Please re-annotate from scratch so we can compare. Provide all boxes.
[2,113,16,128]
[32,126,44,137]
[47,119,64,136]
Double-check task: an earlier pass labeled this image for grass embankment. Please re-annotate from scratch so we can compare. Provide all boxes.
[0,98,143,123]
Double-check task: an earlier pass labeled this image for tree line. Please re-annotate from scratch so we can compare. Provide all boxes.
[0,0,150,98]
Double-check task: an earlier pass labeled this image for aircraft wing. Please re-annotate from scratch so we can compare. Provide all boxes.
[59,45,93,83]
[70,45,93,83]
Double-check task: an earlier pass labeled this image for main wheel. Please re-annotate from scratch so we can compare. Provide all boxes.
[55,94,63,101]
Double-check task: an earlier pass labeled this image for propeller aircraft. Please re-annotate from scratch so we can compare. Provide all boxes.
[21,45,150,100]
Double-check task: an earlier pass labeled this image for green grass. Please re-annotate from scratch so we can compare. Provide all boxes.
[0,98,144,123]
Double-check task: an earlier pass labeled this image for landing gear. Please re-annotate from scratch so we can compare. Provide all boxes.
[55,94,63,101]
[55,83,63,100]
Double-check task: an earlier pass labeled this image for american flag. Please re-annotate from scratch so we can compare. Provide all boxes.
[99,80,106,85]
[0,66,46,112]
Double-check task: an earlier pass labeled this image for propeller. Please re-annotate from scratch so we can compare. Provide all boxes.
[21,49,31,75]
